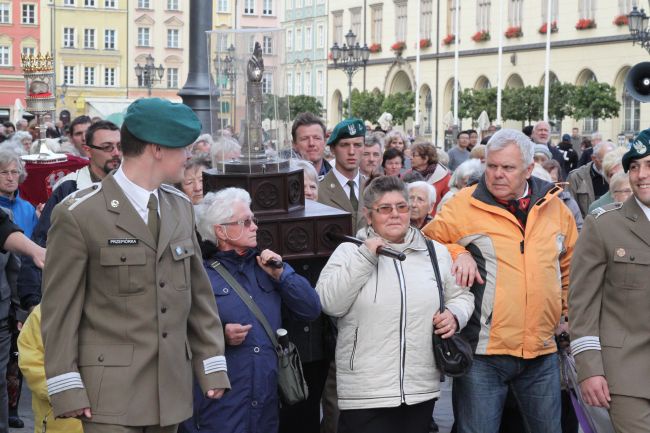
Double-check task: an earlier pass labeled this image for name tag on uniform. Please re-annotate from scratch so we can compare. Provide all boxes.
[108,238,139,245]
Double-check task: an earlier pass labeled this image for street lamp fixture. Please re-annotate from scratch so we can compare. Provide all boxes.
[627,5,650,53]
[59,82,68,102]
[134,54,165,96]
[329,30,370,118]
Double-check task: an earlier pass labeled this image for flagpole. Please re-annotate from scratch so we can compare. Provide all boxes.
[543,0,552,122]
[496,0,504,126]
[453,0,460,127]
[415,0,421,135]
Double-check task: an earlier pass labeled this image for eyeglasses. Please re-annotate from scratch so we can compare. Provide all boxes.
[613,189,632,194]
[368,203,410,215]
[220,217,258,228]
[86,143,120,153]
[0,170,21,178]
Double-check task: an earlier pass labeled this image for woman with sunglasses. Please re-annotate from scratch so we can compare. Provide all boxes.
[180,187,321,433]
[316,176,474,433]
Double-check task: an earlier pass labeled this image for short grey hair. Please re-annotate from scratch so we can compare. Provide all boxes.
[193,133,214,151]
[601,147,626,178]
[211,136,242,166]
[486,128,535,165]
[593,140,615,159]
[384,130,409,150]
[449,158,484,190]
[362,175,408,209]
[0,150,26,183]
[290,158,318,184]
[365,132,385,152]
[591,132,603,142]
[609,171,629,194]
[195,188,251,244]
[407,181,436,206]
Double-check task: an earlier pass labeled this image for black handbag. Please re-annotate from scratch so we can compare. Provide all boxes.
[210,261,309,405]
[425,240,474,378]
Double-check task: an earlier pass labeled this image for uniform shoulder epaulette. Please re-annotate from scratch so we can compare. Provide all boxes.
[160,183,190,203]
[590,202,623,219]
[64,183,102,211]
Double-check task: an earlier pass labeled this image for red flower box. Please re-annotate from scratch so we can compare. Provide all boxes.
[575,18,597,30]
[442,34,455,46]
[369,43,382,53]
[471,30,490,42]
[613,15,629,26]
[538,21,558,34]
[391,41,406,51]
[505,26,523,38]
[419,38,432,48]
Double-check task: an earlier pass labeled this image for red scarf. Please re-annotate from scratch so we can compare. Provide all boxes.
[495,192,532,228]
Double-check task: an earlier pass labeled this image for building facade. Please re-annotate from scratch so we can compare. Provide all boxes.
[283,0,328,118]
[327,0,646,144]
[0,0,41,122]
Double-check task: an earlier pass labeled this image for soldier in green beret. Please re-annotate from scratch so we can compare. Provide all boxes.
[570,128,650,433]
[41,98,231,433]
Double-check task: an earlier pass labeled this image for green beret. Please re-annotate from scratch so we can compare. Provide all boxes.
[623,128,650,172]
[327,118,366,146]
[123,98,202,148]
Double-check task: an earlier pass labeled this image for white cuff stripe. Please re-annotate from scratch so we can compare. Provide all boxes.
[203,356,227,375]
[571,336,601,356]
[47,372,84,396]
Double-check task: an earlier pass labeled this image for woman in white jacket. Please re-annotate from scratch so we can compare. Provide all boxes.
[316,176,474,433]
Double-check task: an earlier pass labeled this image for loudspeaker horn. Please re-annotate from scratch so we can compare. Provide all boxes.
[625,62,650,102]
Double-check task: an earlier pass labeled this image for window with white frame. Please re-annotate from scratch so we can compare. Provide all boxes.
[317,24,324,48]
[447,0,458,35]
[244,0,254,14]
[542,0,558,23]
[0,3,10,24]
[217,0,228,12]
[63,27,75,47]
[167,0,178,10]
[421,0,432,39]
[305,0,311,6]
[84,29,96,48]
[104,0,117,8]
[305,26,312,50]
[64,0,75,5]
[262,72,272,94]
[619,0,639,15]
[221,101,230,114]
[167,67,178,88]
[104,67,115,86]
[316,70,323,96]
[84,0,96,6]
[263,36,272,54]
[305,71,311,95]
[22,46,36,56]
[395,1,407,42]
[248,35,255,53]
[578,0,596,20]
[167,29,179,48]
[0,45,10,66]
[287,72,293,95]
[623,87,641,133]
[263,0,272,15]
[287,29,293,51]
[63,65,75,84]
[350,8,361,39]
[477,0,490,32]
[295,72,302,95]
[332,11,343,44]
[22,4,36,24]
[104,29,116,49]
[137,0,150,8]
[217,33,229,51]
[508,0,523,27]
[371,5,382,44]
[84,66,95,85]
[296,28,302,51]
[137,27,150,46]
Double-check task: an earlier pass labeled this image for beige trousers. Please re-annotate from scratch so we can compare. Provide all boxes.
[609,394,650,433]
[82,422,178,433]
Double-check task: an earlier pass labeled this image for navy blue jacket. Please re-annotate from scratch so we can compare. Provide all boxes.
[179,248,321,433]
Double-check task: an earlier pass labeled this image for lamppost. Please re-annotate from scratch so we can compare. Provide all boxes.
[628,6,650,52]
[59,82,68,105]
[134,54,165,96]
[214,44,237,128]
[330,30,370,118]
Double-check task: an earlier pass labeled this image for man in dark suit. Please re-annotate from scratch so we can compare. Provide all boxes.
[570,128,650,433]
[317,118,367,234]
[41,98,230,433]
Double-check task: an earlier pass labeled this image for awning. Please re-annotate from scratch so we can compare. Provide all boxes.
[85,98,134,118]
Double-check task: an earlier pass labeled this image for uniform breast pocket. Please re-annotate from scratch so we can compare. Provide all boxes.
[612,248,650,289]
[100,247,147,296]
[170,239,194,291]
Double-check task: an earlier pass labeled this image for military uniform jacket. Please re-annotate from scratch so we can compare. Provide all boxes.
[41,174,231,426]
[569,197,650,398]
[317,170,366,233]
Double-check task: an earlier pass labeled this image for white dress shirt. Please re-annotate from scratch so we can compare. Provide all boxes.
[113,166,159,223]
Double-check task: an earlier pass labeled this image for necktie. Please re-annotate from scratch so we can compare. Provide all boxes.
[347,180,358,211]
[147,193,159,240]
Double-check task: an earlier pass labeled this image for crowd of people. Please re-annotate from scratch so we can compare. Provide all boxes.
[0,100,647,433]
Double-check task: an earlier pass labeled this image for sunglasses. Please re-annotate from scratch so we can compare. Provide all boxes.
[220,217,258,228]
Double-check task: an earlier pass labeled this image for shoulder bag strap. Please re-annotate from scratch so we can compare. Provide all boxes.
[210,260,280,350]
[425,239,445,314]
